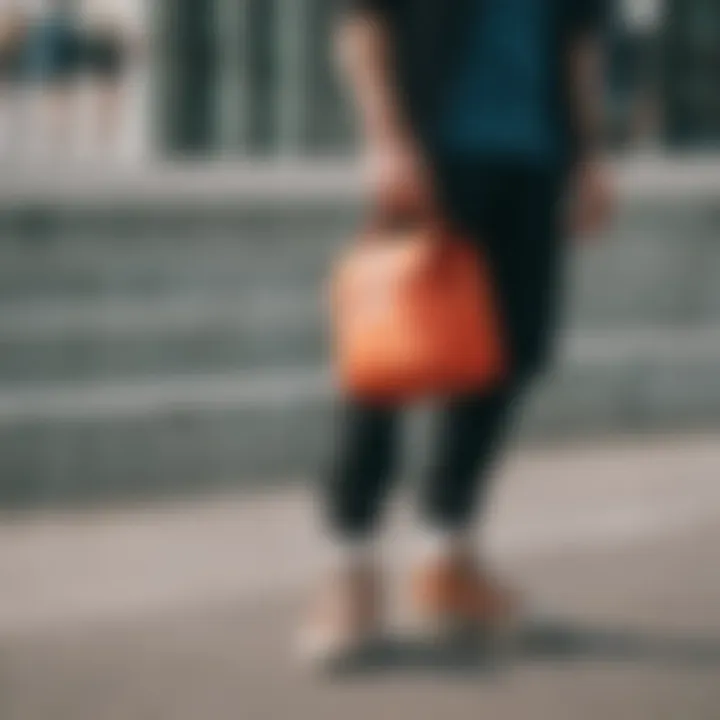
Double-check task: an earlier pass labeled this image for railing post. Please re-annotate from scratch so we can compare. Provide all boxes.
[275,0,308,158]
[214,0,251,155]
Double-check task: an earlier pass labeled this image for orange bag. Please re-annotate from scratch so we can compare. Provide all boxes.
[331,219,507,402]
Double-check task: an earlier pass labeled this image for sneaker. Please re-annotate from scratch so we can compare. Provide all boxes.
[410,553,521,640]
[297,561,382,667]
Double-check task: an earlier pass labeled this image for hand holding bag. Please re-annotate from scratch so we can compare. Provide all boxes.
[331,216,507,402]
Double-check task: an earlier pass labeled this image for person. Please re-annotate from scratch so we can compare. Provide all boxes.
[22,0,82,156]
[0,1,25,84]
[299,0,615,663]
[80,0,137,157]
[613,0,662,148]
[0,0,27,155]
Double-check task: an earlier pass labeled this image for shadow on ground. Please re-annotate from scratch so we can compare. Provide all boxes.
[330,618,720,677]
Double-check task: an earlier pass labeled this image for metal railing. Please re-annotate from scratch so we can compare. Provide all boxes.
[156,0,352,159]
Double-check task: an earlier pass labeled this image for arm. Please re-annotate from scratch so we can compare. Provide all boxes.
[335,1,435,212]
[335,3,408,150]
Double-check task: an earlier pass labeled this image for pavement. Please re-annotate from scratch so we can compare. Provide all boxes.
[2,433,720,720]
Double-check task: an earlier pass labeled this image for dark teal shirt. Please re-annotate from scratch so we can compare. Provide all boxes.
[439,0,560,165]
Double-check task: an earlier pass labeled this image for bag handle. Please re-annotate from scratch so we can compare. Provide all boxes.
[367,198,456,244]
[362,206,462,288]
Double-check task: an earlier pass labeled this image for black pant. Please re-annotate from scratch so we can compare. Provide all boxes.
[326,161,566,538]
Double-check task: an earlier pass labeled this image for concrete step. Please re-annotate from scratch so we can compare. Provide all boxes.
[2,249,719,384]
[0,199,718,324]
[0,236,337,303]
[1,198,719,383]
[0,296,327,382]
[2,325,720,509]
[567,205,720,326]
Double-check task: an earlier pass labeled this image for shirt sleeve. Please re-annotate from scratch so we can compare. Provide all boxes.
[570,0,611,36]
[342,0,395,16]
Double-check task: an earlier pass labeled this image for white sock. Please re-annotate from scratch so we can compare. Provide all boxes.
[419,527,473,562]
[324,535,376,571]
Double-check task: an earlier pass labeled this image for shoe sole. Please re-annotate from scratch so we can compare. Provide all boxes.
[407,607,522,653]
[295,625,384,672]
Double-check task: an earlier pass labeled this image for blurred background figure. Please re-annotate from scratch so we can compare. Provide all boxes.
[609,0,664,149]
[22,0,82,158]
[80,0,141,160]
[0,0,27,157]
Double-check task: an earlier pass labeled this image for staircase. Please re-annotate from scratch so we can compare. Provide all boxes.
[1,161,718,507]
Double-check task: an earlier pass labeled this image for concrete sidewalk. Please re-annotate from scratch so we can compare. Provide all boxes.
[2,434,720,720]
